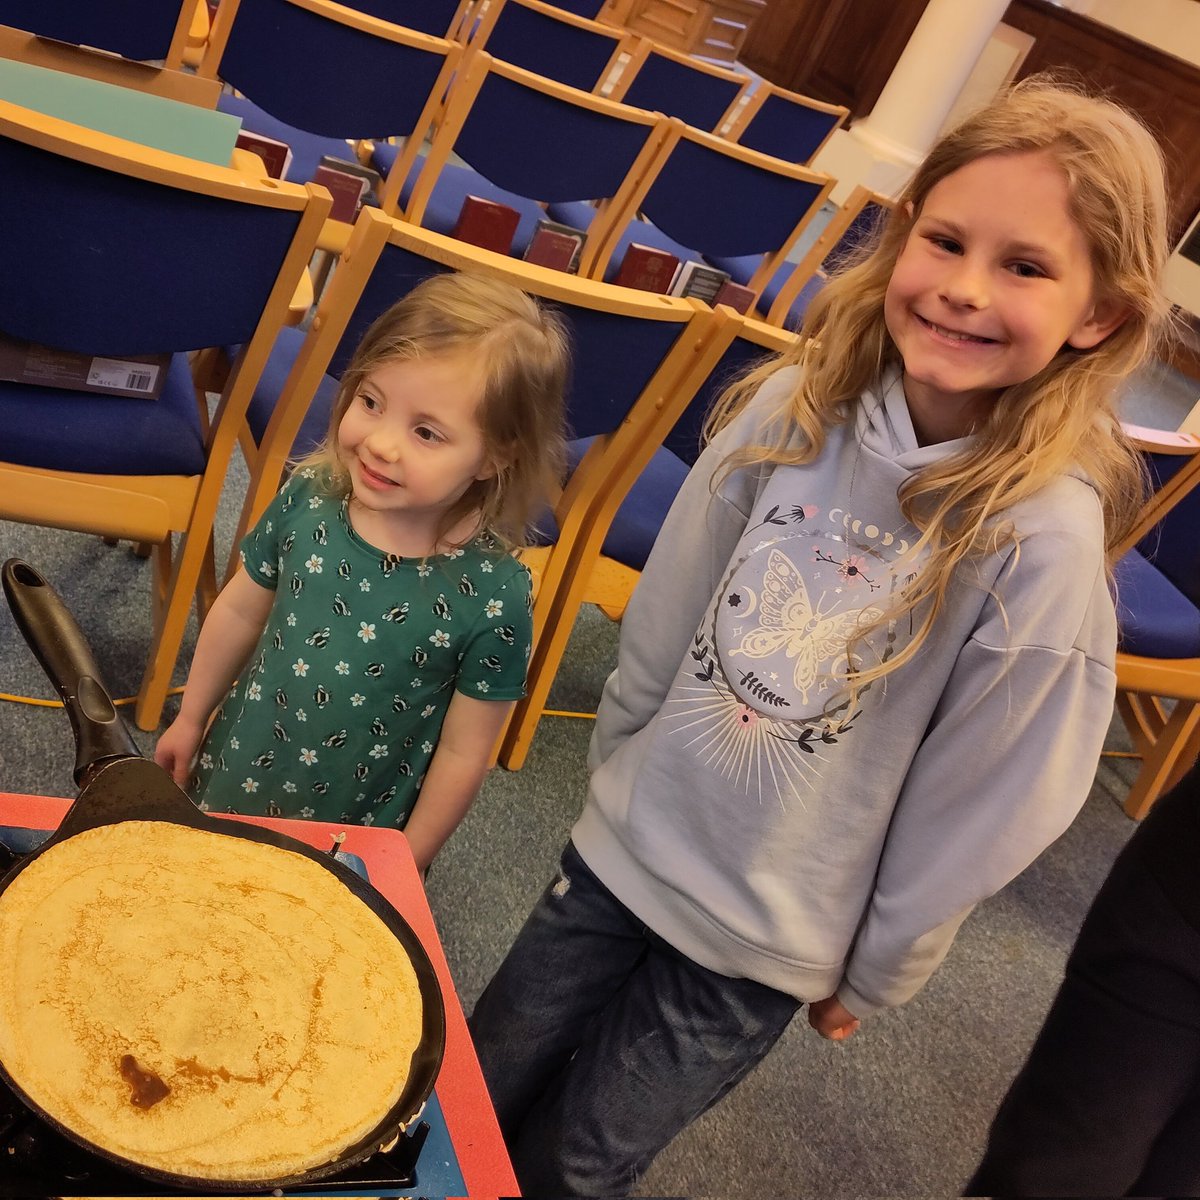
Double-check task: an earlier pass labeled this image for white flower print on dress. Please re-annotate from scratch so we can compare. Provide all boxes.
[200,752,213,769]
[299,748,318,765]
[198,799,210,812]
[421,704,436,718]
[241,778,258,793]
[358,622,376,643]
[362,812,375,826]
[481,560,494,573]
[309,496,322,508]
[300,806,315,818]
[283,781,297,793]
[293,659,309,676]
[300,468,315,479]
[247,682,262,700]
[259,561,276,578]
[229,736,240,750]
[287,613,297,626]
[335,661,350,675]
[297,709,308,722]
[485,599,503,617]
[350,693,366,706]
[476,681,490,693]
[359,579,371,592]
[369,743,388,759]
[418,563,432,578]
[430,630,450,648]
[447,548,465,559]
[422,740,433,754]
[306,554,323,574]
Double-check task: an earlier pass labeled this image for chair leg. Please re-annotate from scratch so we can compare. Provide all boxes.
[1124,698,1200,820]
[1115,690,1164,757]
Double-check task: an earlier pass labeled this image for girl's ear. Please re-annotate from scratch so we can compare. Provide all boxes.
[1067,295,1129,350]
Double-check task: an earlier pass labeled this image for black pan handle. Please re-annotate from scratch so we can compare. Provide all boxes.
[2,558,140,784]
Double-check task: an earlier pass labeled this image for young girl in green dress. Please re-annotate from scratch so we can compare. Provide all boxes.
[156,273,568,869]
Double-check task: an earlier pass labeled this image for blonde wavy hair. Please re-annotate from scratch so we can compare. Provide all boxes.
[708,76,1173,687]
[295,272,569,553]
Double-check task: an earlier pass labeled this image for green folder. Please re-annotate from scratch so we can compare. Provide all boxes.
[0,58,241,166]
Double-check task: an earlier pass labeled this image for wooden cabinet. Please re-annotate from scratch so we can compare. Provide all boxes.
[739,0,928,115]
[619,0,767,64]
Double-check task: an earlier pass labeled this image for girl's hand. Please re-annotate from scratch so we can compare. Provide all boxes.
[155,716,206,788]
[807,995,860,1041]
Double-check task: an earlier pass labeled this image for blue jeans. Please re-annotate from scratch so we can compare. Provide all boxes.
[468,842,800,1195]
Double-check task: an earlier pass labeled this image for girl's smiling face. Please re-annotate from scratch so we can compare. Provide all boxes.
[883,149,1125,444]
[336,353,495,553]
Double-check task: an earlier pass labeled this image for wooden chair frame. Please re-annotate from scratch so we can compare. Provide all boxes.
[0,100,331,731]
[606,35,751,123]
[405,49,673,278]
[587,117,835,300]
[1114,408,1200,819]
[766,184,894,328]
[471,0,643,95]
[721,79,848,165]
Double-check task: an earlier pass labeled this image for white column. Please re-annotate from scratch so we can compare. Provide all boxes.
[850,0,1012,168]
[812,0,1011,202]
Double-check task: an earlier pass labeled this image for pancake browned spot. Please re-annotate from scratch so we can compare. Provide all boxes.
[0,822,423,1182]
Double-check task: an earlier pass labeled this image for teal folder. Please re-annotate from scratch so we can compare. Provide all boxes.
[0,58,240,166]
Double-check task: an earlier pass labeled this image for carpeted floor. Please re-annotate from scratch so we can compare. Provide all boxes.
[0,354,1194,1196]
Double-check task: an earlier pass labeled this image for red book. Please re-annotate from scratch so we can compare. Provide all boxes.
[235,130,293,180]
[612,244,680,294]
[712,279,757,315]
[452,196,520,255]
[523,228,582,272]
[313,165,368,223]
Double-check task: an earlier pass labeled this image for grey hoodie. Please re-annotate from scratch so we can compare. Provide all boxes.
[575,366,1117,1016]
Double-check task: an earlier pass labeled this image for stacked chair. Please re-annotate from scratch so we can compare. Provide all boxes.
[1112,406,1200,818]
[0,99,329,731]
[762,184,895,327]
[548,118,834,306]
[471,0,637,93]
[609,39,750,133]
[199,0,462,246]
[723,79,848,166]
[373,50,673,265]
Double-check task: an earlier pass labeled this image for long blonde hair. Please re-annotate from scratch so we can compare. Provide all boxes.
[296,272,569,552]
[710,77,1173,686]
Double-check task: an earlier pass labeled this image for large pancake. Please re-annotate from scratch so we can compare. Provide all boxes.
[0,821,424,1182]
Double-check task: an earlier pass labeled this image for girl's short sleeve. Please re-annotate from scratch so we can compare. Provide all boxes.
[453,562,534,702]
[236,477,299,592]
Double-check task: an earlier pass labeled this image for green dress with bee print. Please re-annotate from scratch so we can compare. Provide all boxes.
[191,468,533,827]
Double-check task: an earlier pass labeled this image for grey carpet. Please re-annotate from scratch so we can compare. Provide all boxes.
[0,354,1193,1196]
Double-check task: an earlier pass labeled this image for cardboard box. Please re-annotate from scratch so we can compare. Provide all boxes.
[452,196,520,255]
[0,331,171,399]
[612,243,680,293]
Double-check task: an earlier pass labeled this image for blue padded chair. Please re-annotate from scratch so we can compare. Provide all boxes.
[470,0,635,94]
[724,79,848,166]
[550,119,833,304]
[762,184,894,328]
[0,98,329,731]
[372,51,672,264]
[538,0,607,16]
[200,0,460,239]
[1112,415,1200,818]
[609,39,750,134]
[232,209,738,770]
[0,0,195,67]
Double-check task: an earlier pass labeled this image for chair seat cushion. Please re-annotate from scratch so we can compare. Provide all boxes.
[218,94,356,185]
[0,353,206,476]
[1115,548,1200,659]
[245,327,341,462]
[531,436,690,571]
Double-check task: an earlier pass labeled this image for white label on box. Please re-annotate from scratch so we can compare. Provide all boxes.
[87,357,160,393]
